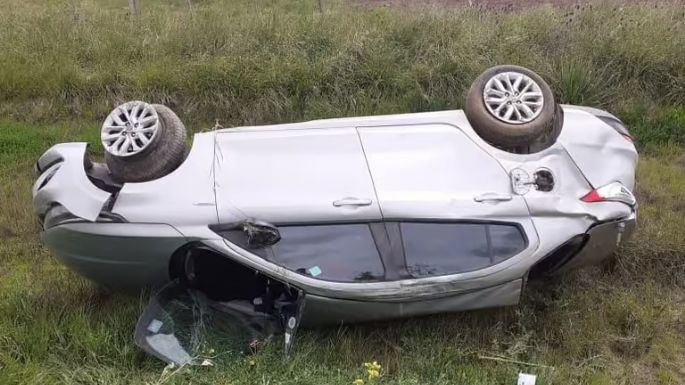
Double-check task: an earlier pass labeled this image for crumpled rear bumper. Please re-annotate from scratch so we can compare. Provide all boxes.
[557,212,637,273]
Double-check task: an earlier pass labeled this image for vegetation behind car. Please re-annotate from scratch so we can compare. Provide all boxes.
[0,0,684,148]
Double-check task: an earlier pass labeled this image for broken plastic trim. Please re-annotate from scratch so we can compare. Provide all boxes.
[528,234,588,279]
[242,220,281,248]
[210,220,281,249]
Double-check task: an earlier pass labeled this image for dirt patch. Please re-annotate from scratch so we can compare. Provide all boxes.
[0,226,16,240]
[354,0,683,11]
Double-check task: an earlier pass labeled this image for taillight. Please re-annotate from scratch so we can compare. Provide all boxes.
[581,182,636,206]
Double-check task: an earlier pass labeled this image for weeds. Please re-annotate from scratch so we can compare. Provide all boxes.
[0,0,683,146]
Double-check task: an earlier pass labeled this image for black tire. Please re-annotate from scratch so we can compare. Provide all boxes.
[465,65,558,149]
[105,104,187,183]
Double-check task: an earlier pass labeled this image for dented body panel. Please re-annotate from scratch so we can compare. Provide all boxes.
[559,106,638,190]
[301,279,523,325]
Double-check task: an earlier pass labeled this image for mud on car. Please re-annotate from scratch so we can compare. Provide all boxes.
[32,66,637,364]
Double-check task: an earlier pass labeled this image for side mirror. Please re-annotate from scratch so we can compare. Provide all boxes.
[241,220,281,248]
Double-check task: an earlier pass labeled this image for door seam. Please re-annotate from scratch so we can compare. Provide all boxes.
[354,128,386,220]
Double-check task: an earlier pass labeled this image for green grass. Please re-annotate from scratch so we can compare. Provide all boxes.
[1,1,685,384]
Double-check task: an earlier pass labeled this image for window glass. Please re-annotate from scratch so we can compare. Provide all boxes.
[401,223,489,276]
[400,222,525,277]
[214,229,269,258]
[271,224,384,282]
[490,225,526,263]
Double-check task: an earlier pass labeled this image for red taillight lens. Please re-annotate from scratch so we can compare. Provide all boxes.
[580,189,602,203]
[581,182,636,206]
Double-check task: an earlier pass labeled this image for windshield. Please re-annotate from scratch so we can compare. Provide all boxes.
[135,280,279,366]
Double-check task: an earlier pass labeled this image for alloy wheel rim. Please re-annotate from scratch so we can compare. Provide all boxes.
[482,71,544,124]
[101,101,159,157]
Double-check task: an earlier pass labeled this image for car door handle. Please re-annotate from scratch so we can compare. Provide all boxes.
[332,197,373,207]
[474,193,513,203]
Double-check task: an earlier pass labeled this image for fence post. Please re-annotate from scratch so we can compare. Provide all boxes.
[129,0,138,18]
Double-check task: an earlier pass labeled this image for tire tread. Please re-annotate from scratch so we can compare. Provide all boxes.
[105,104,187,183]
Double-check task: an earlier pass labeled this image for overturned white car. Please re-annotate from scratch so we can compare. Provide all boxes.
[32,66,637,364]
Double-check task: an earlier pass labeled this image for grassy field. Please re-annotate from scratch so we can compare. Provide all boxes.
[1,0,684,135]
[1,1,684,384]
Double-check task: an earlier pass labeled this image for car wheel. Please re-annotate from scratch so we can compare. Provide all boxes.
[102,101,187,183]
[465,65,559,149]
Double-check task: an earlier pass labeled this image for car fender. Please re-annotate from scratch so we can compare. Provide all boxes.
[32,143,111,222]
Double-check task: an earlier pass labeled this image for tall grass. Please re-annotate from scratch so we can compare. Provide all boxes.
[0,0,683,145]
[1,2,685,384]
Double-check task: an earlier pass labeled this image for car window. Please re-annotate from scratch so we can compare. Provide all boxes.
[271,224,384,282]
[489,224,527,263]
[215,229,269,258]
[400,222,526,277]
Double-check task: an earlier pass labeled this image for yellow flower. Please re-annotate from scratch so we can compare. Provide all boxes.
[361,361,382,382]
[249,359,256,366]
[353,379,364,385]
[363,361,381,371]
[367,369,380,381]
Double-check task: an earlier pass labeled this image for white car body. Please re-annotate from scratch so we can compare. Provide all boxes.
[33,105,637,327]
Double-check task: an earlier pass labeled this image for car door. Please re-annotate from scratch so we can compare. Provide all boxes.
[357,124,539,296]
[213,127,382,224]
[210,127,386,351]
